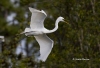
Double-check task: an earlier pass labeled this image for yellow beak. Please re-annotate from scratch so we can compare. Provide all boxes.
[63,19,69,24]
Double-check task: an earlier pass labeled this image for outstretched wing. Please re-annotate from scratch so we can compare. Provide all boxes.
[29,7,47,29]
[34,34,54,62]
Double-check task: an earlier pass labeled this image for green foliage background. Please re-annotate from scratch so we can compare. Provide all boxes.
[0,0,100,68]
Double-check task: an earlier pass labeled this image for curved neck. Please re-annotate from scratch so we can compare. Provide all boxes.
[46,18,60,33]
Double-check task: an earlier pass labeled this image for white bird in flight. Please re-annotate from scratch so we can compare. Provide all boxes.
[21,7,67,62]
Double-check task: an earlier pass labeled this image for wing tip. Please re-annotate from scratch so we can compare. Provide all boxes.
[41,10,47,16]
[29,7,47,16]
[29,7,40,12]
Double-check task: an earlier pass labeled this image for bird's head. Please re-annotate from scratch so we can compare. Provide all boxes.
[58,16,64,22]
[58,16,68,24]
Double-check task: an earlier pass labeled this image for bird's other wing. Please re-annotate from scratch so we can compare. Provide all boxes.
[34,34,53,62]
[29,7,47,29]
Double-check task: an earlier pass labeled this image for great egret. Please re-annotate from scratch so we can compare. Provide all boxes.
[21,7,67,62]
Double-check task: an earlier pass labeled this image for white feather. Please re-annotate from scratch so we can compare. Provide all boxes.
[34,34,53,61]
[29,7,47,29]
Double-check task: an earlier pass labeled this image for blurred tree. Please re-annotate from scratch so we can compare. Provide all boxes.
[0,0,100,68]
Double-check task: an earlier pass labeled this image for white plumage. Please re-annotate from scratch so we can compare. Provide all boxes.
[22,7,66,62]
[34,34,53,61]
[29,7,46,29]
